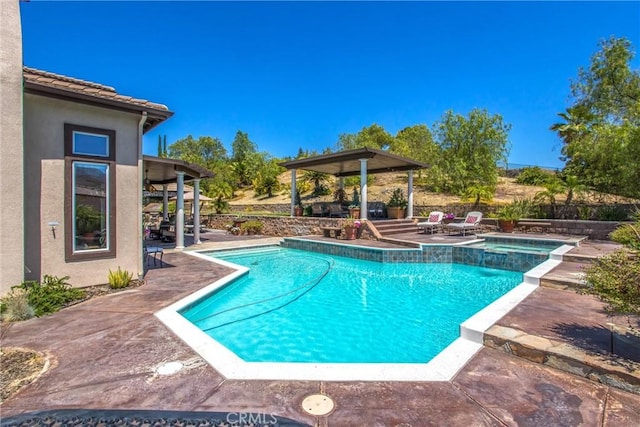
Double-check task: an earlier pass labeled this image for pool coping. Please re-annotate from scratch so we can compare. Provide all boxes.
[155,243,576,382]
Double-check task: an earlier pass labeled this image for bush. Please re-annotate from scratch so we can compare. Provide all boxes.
[241,220,264,235]
[16,275,85,317]
[0,288,35,322]
[583,250,640,315]
[108,267,133,289]
[387,188,408,208]
[595,205,629,221]
[515,166,554,186]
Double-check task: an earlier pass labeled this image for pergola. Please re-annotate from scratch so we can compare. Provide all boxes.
[143,155,213,249]
[280,147,429,220]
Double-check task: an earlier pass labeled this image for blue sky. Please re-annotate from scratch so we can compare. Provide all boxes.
[20,1,640,169]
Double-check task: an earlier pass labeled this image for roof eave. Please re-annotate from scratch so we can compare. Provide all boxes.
[24,81,174,133]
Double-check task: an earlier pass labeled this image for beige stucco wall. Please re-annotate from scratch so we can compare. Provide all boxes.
[0,0,25,295]
[23,94,143,288]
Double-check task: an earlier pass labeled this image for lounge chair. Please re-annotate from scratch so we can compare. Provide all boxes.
[445,211,483,236]
[416,211,444,234]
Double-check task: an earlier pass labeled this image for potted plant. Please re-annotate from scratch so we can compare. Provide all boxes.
[496,199,536,232]
[496,204,519,233]
[342,217,362,240]
[294,190,303,216]
[443,213,456,224]
[386,188,408,219]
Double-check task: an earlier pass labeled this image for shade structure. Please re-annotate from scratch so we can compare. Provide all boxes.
[170,191,212,202]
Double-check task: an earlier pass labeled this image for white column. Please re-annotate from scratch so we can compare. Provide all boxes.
[162,184,169,221]
[359,159,368,221]
[290,169,297,217]
[193,178,201,245]
[175,171,185,250]
[407,170,414,219]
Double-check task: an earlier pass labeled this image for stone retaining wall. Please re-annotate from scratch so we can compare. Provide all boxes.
[204,214,376,240]
[205,215,622,240]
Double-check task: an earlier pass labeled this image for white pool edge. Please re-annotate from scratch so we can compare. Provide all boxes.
[155,244,572,382]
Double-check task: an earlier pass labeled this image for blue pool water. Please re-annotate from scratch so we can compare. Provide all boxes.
[180,247,523,363]
[467,241,562,254]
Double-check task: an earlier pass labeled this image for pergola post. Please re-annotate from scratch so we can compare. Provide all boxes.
[175,171,185,250]
[290,168,297,217]
[162,184,169,221]
[359,158,368,220]
[193,178,201,244]
[407,170,414,219]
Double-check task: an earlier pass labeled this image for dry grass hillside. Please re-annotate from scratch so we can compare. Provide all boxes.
[230,171,638,207]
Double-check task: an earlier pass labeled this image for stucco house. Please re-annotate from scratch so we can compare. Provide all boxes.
[0,1,211,295]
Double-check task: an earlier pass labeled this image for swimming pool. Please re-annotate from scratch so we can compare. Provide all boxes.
[180,247,522,364]
[465,239,563,254]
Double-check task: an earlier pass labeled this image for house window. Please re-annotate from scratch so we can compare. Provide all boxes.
[65,124,116,261]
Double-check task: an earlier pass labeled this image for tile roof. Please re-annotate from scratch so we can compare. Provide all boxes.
[23,66,172,117]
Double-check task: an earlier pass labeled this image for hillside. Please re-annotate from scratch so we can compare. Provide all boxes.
[230,172,638,207]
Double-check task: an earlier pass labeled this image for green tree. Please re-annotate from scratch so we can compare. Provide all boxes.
[253,158,284,198]
[393,125,439,165]
[167,135,229,197]
[337,124,395,151]
[432,109,511,195]
[300,170,331,196]
[558,37,640,199]
[231,131,261,187]
[533,177,566,219]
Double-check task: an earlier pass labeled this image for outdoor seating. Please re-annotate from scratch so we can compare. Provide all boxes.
[416,211,444,234]
[445,211,483,236]
[367,201,385,218]
[311,203,329,217]
[144,243,164,267]
[328,203,346,218]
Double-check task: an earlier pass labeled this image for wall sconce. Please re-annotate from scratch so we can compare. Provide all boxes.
[48,221,59,238]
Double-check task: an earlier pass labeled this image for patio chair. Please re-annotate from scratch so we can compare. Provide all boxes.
[367,201,385,218]
[328,203,346,218]
[416,211,444,234]
[311,203,327,217]
[144,242,164,267]
[445,211,483,236]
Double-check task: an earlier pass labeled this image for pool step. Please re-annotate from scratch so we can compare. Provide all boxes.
[373,219,418,236]
[484,324,640,395]
[540,261,586,290]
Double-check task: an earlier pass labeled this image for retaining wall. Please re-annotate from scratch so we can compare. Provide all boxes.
[205,214,622,240]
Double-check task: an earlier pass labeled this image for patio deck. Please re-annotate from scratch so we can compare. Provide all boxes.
[1,231,639,425]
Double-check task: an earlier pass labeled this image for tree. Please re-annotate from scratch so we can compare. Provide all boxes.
[432,109,511,195]
[300,170,331,196]
[557,37,640,199]
[393,125,440,165]
[534,177,566,219]
[167,135,229,197]
[230,131,260,187]
[336,124,395,151]
[253,158,284,198]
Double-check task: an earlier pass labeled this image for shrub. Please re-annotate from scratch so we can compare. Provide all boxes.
[583,250,640,315]
[387,188,408,208]
[0,288,35,322]
[515,166,555,186]
[241,220,264,235]
[108,267,133,289]
[16,275,85,317]
[595,205,629,221]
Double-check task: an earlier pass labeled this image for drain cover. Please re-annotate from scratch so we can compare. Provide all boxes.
[156,361,183,375]
[301,394,334,416]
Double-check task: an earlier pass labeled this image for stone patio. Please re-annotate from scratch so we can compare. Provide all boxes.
[1,231,639,425]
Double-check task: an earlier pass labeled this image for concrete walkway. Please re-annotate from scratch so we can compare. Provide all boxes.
[1,234,639,426]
